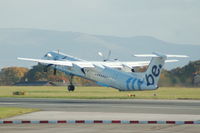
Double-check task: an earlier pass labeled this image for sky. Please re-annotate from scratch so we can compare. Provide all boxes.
[0,0,200,45]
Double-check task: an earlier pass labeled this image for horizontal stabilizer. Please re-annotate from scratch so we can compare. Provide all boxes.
[134,54,188,58]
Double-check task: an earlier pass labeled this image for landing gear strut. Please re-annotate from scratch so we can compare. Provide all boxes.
[68,75,75,92]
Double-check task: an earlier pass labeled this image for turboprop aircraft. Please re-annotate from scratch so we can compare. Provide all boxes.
[18,51,188,92]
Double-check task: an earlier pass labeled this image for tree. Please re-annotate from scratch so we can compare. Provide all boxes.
[23,64,96,85]
[25,64,68,82]
[0,67,28,85]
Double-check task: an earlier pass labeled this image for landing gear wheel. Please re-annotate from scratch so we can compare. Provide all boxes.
[68,85,75,92]
[67,75,75,92]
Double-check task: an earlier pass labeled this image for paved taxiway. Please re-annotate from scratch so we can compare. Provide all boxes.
[0,98,200,115]
[1,124,200,133]
[0,98,200,133]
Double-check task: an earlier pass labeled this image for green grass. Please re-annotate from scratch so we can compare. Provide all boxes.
[0,107,39,119]
[0,86,200,99]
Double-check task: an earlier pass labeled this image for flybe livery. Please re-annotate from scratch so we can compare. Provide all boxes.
[18,51,188,91]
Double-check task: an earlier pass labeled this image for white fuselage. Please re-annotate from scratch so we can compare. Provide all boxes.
[54,64,156,91]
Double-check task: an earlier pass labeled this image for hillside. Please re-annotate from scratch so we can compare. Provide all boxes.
[159,60,200,87]
[0,28,199,69]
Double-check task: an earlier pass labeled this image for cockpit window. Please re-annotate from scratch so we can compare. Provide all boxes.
[44,53,52,58]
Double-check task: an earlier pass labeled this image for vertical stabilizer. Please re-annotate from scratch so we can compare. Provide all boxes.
[143,54,167,89]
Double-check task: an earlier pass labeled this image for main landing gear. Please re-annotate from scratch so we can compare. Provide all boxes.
[68,84,75,92]
[68,75,75,92]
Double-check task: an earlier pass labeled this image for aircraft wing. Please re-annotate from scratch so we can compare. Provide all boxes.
[18,57,178,69]
[18,58,74,66]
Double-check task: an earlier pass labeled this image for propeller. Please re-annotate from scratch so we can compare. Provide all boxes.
[44,50,60,75]
[98,50,118,62]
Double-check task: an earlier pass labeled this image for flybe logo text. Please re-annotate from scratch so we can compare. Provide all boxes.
[145,64,162,86]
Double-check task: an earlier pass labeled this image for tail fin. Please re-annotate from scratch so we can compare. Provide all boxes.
[144,54,166,89]
[133,53,188,90]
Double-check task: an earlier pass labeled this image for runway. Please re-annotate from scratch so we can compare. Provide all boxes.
[1,98,200,133]
[0,98,200,115]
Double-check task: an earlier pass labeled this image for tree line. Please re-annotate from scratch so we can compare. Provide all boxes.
[0,60,200,86]
[159,60,200,87]
[0,64,93,86]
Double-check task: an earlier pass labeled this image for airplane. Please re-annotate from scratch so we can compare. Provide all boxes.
[18,51,188,92]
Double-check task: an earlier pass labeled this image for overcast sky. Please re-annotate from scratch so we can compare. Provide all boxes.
[0,0,200,45]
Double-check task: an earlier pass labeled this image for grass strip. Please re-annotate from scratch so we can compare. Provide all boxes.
[0,86,199,100]
[0,107,39,119]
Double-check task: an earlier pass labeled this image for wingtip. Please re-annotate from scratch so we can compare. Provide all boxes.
[17,57,27,60]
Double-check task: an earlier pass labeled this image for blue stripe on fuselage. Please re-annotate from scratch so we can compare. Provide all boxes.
[126,77,145,91]
[131,78,137,90]
[126,78,133,90]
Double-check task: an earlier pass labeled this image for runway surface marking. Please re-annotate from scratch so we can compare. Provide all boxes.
[1,120,200,124]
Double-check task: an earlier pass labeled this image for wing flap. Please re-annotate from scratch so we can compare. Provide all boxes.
[122,60,178,68]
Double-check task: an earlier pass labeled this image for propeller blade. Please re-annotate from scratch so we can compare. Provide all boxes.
[107,50,111,60]
[53,68,57,75]
[98,50,118,62]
